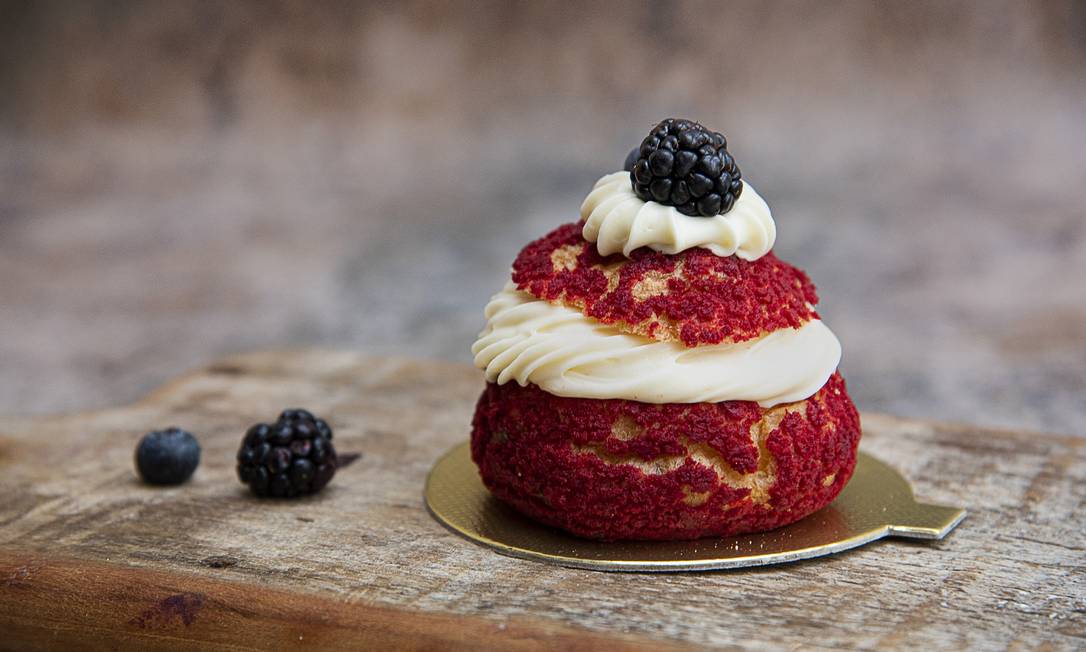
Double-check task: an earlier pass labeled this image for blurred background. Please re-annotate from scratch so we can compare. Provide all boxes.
[1,0,1084,434]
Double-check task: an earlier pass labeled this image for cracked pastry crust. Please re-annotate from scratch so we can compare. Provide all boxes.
[512,222,820,347]
[471,373,861,541]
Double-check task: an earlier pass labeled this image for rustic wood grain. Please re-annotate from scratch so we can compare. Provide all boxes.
[0,554,687,652]
[0,351,1083,650]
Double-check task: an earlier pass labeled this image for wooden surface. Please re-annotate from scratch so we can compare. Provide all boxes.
[0,351,1083,650]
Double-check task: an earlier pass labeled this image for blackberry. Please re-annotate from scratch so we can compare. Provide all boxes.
[135,427,201,485]
[236,408,337,498]
[630,118,743,217]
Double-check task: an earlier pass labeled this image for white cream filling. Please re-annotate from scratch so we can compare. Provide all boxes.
[472,283,841,407]
[580,171,776,260]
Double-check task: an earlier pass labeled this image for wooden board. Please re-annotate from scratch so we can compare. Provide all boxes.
[1,351,1083,650]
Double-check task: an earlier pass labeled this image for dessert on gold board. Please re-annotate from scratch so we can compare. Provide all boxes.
[471,119,860,541]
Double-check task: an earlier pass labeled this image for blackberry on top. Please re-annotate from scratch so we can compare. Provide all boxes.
[630,118,743,217]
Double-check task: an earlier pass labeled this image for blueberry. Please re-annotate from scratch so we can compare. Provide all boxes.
[135,427,200,485]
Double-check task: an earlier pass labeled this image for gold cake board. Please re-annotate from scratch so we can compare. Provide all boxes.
[424,443,966,572]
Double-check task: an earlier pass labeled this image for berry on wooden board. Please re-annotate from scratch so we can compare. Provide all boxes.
[236,409,338,498]
[135,427,201,485]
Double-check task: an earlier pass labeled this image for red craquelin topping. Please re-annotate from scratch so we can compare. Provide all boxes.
[512,222,820,347]
[471,373,861,541]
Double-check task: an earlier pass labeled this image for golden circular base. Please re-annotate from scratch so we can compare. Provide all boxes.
[425,443,965,572]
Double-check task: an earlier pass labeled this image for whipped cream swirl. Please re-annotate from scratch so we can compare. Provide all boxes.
[580,172,776,260]
[472,283,841,407]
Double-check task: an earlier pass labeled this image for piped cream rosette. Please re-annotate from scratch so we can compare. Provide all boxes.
[581,171,776,260]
